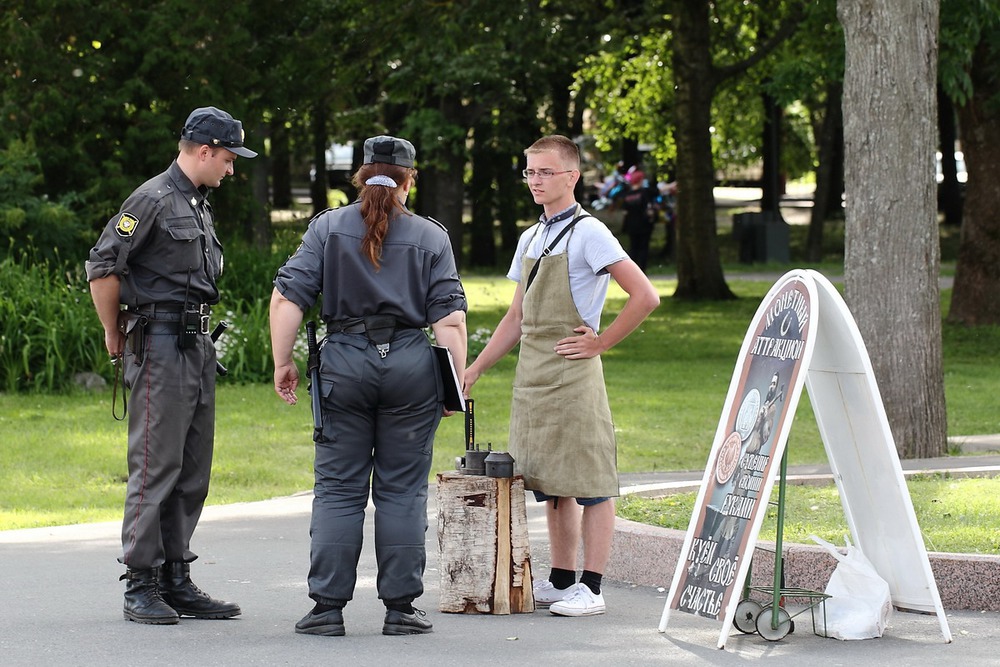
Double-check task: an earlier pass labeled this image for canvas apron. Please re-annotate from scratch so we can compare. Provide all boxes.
[509,239,619,498]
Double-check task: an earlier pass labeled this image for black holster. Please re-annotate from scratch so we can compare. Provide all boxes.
[362,314,398,346]
[117,311,148,365]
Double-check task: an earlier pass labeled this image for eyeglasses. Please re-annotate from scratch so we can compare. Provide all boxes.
[522,169,574,180]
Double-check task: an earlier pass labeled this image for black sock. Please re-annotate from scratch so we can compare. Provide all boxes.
[549,568,576,591]
[312,601,343,614]
[386,602,414,614]
[580,570,602,595]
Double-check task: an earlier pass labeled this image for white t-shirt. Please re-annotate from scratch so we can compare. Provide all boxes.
[507,208,628,331]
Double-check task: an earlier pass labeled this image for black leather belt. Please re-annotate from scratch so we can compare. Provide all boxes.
[326,315,419,359]
[132,303,211,318]
[328,320,369,335]
[144,321,201,335]
[327,317,421,334]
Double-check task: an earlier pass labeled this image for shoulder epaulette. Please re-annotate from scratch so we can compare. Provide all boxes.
[425,216,449,233]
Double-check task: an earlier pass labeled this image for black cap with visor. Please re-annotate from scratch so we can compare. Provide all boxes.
[181,106,258,158]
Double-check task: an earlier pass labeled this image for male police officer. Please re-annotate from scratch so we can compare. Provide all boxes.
[87,106,256,625]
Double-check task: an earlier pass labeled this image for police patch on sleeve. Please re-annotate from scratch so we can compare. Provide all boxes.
[115,213,139,237]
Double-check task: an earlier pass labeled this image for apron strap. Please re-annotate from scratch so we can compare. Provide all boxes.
[524,212,594,293]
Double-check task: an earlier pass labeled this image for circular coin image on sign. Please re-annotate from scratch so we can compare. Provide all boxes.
[715,431,742,486]
[735,387,761,441]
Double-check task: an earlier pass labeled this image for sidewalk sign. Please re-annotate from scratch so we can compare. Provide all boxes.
[657,269,951,648]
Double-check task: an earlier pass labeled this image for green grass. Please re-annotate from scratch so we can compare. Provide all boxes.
[617,474,1000,555]
[1,275,998,537]
[0,385,316,529]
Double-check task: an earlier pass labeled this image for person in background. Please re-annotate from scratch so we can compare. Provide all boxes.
[87,106,255,625]
[656,179,678,262]
[270,135,467,637]
[591,160,629,210]
[620,169,658,272]
[463,135,659,617]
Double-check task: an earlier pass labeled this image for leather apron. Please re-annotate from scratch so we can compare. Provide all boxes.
[509,236,619,498]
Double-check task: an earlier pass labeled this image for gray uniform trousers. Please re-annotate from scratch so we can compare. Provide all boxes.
[120,318,216,569]
[308,328,441,606]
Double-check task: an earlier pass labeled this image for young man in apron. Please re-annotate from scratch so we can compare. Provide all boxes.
[464,135,659,617]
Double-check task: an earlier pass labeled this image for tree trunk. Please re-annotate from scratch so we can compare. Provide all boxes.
[250,120,272,250]
[310,104,328,218]
[621,137,641,172]
[760,89,784,219]
[550,73,573,136]
[826,119,845,220]
[937,86,963,227]
[838,0,947,459]
[416,96,467,270]
[270,113,293,210]
[807,82,843,262]
[496,154,520,255]
[672,3,735,300]
[469,123,497,268]
[948,34,1000,326]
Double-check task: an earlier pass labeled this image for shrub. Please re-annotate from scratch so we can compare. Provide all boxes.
[0,139,91,263]
[0,253,103,392]
[0,227,313,392]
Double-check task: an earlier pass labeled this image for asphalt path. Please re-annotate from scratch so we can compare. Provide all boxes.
[2,486,998,666]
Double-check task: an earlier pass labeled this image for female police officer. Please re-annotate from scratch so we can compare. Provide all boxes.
[269,135,467,637]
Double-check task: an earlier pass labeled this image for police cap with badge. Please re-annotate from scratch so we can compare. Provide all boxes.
[181,107,258,159]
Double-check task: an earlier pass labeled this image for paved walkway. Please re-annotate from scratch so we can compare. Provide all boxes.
[2,450,999,665]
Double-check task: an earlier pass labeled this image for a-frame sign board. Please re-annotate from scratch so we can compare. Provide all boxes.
[658,269,951,648]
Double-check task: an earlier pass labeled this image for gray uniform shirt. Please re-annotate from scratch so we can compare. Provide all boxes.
[85,160,223,307]
[274,202,466,327]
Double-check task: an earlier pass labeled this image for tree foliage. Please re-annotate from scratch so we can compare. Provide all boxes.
[1,1,262,246]
[3,1,998,305]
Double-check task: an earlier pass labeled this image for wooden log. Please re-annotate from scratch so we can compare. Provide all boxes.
[436,471,534,614]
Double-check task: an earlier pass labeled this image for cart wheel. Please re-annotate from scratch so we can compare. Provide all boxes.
[733,599,762,634]
[755,605,792,641]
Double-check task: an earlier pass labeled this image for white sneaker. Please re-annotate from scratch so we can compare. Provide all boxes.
[532,579,575,607]
[548,583,606,617]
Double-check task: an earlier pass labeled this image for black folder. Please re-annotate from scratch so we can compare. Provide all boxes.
[432,345,466,412]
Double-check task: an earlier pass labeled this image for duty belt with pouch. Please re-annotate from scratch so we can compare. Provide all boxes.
[328,314,407,358]
[179,303,211,349]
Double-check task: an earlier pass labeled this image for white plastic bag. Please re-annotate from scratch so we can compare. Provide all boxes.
[810,535,893,640]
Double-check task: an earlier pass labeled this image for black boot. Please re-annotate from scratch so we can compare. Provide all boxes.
[382,607,433,635]
[158,562,241,619]
[121,568,179,625]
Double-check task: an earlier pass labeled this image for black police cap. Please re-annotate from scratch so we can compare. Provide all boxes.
[181,106,258,158]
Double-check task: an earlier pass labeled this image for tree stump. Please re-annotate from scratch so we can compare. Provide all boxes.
[436,471,534,614]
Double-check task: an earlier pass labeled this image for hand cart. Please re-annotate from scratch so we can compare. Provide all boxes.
[731,449,830,641]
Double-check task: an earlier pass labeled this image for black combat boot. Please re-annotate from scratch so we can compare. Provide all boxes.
[158,562,241,619]
[121,568,180,625]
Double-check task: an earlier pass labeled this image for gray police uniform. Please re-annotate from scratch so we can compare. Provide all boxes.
[86,160,222,570]
[274,201,466,606]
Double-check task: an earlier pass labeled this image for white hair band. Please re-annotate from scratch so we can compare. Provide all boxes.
[365,175,398,188]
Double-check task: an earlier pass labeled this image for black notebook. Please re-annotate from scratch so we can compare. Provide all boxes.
[432,345,466,412]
